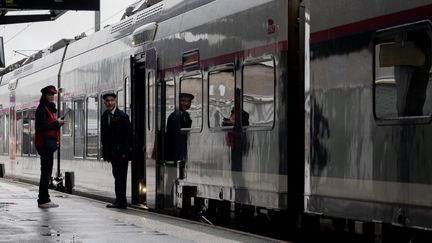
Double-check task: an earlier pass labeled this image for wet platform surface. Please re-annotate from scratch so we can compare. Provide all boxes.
[0,178,276,243]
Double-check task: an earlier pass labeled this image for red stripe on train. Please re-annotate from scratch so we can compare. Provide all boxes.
[311,4,432,43]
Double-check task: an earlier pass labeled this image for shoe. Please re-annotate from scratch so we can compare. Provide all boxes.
[106,203,127,209]
[38,202,59,208]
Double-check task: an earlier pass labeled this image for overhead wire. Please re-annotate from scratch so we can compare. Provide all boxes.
[81,3,134,34]
[5,24,32,44]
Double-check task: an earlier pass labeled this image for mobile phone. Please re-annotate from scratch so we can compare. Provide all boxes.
[60,110,70,120]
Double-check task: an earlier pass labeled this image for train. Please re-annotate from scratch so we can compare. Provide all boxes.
[0,0,432,241]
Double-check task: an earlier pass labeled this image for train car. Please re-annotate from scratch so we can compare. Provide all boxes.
[306,0,432,240]
[0,0,295,237]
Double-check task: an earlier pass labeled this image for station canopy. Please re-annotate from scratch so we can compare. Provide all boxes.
[0,0,100,24]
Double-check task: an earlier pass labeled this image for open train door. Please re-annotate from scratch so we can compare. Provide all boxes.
[131,53,146,206]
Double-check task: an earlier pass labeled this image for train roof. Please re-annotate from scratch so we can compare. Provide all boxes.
[0,0,217,87]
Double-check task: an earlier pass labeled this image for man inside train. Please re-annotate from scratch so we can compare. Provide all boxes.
[165,93,193,162]
[101,93,132,209]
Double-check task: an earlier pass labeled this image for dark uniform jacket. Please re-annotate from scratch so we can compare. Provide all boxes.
[101,108,132,162]
[165,110,192,162]
[35,99,61,152]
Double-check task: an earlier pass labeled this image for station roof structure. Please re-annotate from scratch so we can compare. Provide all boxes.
[0,0,100,25]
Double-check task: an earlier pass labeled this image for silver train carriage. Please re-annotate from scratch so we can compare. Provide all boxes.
[0,0,292,230]
[306,0,432,237]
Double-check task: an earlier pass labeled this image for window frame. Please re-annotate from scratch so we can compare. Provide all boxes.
[85,95,99,160]
[21,109,34,157]
[116,88,125,112]
[207,63,236,131]
[241,55,276,131]
[179,70,203,133]
[373,20,432,125]
[124,76,131,116]
[164,75,176,128]
[61,100,73,137]
[28,109,37,156]
[0,113,7,155]
[73,98,85,159]
[15,110,23,156]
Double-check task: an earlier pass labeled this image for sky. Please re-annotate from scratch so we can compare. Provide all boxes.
[1,0,138,66]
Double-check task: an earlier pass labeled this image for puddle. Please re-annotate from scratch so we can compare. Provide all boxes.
[0,202,17,208]
[41,230,61,237]
[20,219,37,222]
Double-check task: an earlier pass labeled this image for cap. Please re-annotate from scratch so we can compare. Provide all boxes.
[40,85,57,95]
[179,92,194,100]
[102,93,117,100]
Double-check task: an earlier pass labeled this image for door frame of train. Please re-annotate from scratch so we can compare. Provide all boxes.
[131,54,146,205]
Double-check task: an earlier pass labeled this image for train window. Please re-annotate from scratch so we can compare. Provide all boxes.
[208,67,235,128]
[0,114,5,154]
[179,73,203,131]
[148,71,155,131]
[29,110,36,156]
[125,77,131,116]
[5,113,9,155]
[62,101,73,136]
[16,112,22,156]
[22,110,31,156]
[242,58,275,128]
[74,100,85,158]
[374,21,432,123]
[117,89,125,112]
[86,97,98,158]
[165,78,175,127]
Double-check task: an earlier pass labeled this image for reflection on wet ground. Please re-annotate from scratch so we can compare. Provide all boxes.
[0,178,271,243]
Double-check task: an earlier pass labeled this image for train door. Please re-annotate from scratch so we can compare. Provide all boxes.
[131,54,146,205]
[143,48,175,210]
[144,48,159,209]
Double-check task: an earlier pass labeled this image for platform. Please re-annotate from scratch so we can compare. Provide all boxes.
[0,178,280,243]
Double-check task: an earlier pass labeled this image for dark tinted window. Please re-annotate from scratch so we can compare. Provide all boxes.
[375,22,432,120]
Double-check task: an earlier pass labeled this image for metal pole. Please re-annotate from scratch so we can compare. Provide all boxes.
[94,11,100,32]
[56,42,70,180]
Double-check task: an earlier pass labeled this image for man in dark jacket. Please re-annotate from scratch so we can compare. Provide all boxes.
[165,93,193,162]
[101,93,132,209]
[35,85,64,208]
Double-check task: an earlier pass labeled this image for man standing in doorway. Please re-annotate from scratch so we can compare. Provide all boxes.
[101,93,132,209]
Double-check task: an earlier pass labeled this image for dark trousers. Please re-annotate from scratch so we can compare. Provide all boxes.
[37,148,54,204]
[111,159,128,205]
